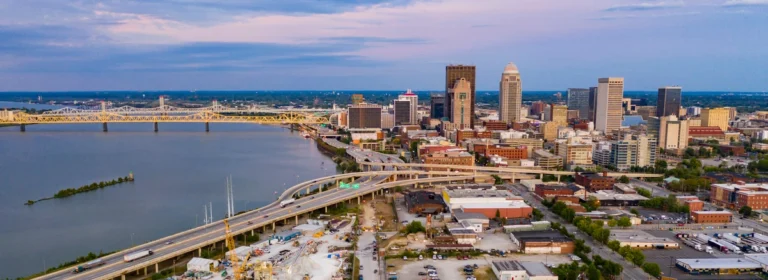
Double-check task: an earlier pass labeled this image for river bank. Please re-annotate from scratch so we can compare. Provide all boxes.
[0,122,337,279]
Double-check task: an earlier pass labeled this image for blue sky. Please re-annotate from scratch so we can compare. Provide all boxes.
[0,0,767,91]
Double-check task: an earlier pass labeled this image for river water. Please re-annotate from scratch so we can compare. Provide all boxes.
[0,110,336,278]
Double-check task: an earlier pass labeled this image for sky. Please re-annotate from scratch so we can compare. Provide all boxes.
[0,0,767,91]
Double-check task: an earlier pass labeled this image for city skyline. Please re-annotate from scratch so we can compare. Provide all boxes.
[0,1,767,91]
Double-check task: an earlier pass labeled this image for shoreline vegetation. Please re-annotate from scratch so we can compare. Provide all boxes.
[25,173,135,206]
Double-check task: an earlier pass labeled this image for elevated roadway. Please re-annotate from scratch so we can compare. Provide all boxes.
[39,171,479,280]
[359,162,664,179]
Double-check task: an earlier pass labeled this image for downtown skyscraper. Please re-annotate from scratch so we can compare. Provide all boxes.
[499,62,522,124]
[595,77,624,133]
[445,65,476,128]
[657,86,682,118]
[566,88,590,120]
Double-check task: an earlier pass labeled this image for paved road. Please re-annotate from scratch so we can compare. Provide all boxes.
[39,141,406,280]
[511,184,651,280]
[630,179,672,197]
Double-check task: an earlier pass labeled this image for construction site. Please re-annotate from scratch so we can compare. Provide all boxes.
[173,215,358,280]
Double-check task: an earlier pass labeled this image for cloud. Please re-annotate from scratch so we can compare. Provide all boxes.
[603,1,685,12]
[592,11,700,20]
[723,0,768,7]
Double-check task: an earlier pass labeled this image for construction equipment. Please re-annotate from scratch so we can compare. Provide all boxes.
[224,219,247,280]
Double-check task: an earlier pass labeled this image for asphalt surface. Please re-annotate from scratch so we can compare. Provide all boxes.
[511,183,652,280]
[39,139,403,280]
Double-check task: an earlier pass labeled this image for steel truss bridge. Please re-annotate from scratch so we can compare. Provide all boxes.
[0,99,341,130]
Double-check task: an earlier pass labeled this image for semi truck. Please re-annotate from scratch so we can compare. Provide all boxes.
[280,199,296,208]
[123,249,154,262]
[72,258,105,273]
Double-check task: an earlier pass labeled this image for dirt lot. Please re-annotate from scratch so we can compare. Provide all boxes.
[374,197,399,231]
[475,233,518,252]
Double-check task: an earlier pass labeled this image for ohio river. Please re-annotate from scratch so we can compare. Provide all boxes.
[0,121,336,278]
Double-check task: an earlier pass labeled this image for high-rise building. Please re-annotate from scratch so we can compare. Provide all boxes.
[530,101,546,117]
[445,65,476,128]
[637,106,657,120]
[550,104,568,127]
[430,93,445,119]
[398,89,418,124]
[351,94,364,105]
[449,78,473,129]
[567,88,590,120]
[588,87,598,121]
[657,86,682,118]
[727,107,738,121]
[499,62,522,124]
[348,103,382,129]
[609,134,656,170]
[540,121,559,141]
[393,100,411,125]
[687,106,702,117]
[659,115,689,154]
[381,112,394,129]
[595,77,624,133]
[556,137,594,167]
[701,107,730,131]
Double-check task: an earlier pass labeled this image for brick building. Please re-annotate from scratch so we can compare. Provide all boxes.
[424,151,474,170]
[510,230,574,254]
[575,172,616,192]
[691,211,733,224]
[404,191,446,214]
[534,184,581,198]
[711,183,768,210]
[676,195,704,213]
[484,121,508,131]
[483,145,528,160]
[688,126,726,140]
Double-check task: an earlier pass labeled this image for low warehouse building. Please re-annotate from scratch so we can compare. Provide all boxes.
[675,258,761,275]
[453,210,490,232]
[610,230,680,250]
[186,257,219,272]
[510,230,574,254]
[458,200,533,219]
[691,210,733,224]
[491,261,558,280]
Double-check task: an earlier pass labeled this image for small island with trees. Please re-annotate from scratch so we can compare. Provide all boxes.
[25,173,135,205]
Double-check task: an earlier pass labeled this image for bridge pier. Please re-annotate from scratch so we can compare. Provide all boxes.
[19,124,25,132]
[295,215,298,225]
[205,122,209,132]
[155,263,159,273]
[557,175,561,183]
[153,122,158,132]
[325,206,327,213]
[357,196,361,204]
[122,275,126,280]
[144,266,147,275]
[199,247,202,256]
[102,122,108,132]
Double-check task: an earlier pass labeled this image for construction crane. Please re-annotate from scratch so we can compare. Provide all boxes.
[225,219,273,280]
[224,219,247,280]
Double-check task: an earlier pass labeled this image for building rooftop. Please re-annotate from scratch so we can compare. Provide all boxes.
[444,187,517,199]
[503,62,519,74]
[492,260,525,272]
[676,258,760,270]
[453,210,490,221]
[610,230,678,244]
[592,191,649,202]
[712,183,768,195]
[460,200,531,209]
[536,184,582,193]
[520,261,554,277]
[692,210,732,215]
[512,230,571,243]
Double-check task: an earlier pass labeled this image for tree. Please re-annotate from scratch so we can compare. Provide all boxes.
[740,206,753,217]
[617,217,632,228]
[618,175,630,184]
[586,264,601,280]
[642,263,661,278]
[405,221,426,233]
[584,196,600,212]
[491,174,503,185]
[607,240,621,251]
[607,219,617,227]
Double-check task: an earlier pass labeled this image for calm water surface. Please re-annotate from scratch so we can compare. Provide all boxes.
[0,121,335,278]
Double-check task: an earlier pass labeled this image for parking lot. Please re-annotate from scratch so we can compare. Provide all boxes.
[391,255,570,280]
[636,209,689,224]
[642,230,762,280]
